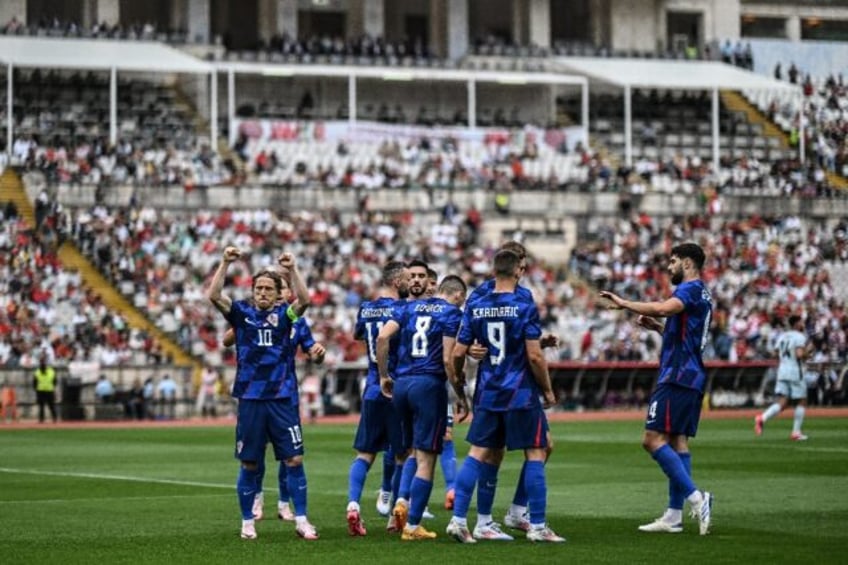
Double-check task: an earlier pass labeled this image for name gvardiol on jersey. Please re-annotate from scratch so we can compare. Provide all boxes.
[471,306,520,318]
[360,307,395,318]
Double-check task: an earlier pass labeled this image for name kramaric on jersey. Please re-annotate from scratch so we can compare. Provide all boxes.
[471,306,520,319]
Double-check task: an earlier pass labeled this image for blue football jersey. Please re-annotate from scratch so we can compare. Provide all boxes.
[658,279,713,392]
[468,278,534,306]
[458,291,543,411]
[285,318,317,406]
[393,298,463,381]
[355,297,404,400]
[225,300,297,400]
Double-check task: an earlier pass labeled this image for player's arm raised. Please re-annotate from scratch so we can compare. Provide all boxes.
[527,338,556,408]
[207,246,240,315]
[376,320,400,398]
[278,252,311,318]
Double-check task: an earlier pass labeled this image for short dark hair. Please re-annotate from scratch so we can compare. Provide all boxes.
[406,259,429,271]
[670,243,705,271]
[788,314,802,328]
[382,261,407,286]
[500,240,527,260]
[493,249,521,277]
[426,267,438,282]
[438,274,467,296]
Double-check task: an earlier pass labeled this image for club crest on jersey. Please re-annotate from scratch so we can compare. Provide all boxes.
[267,313,279,327]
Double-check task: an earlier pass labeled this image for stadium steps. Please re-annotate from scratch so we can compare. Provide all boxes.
[55,241,199,370]
[720,91,789,148]
[0,168,36,226]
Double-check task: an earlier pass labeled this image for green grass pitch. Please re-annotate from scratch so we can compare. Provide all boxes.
[1,417,846,564]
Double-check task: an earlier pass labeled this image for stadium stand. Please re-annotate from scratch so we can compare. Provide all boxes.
[2,3,848,419]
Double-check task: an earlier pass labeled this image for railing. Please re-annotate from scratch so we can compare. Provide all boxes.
[3,360,844,422]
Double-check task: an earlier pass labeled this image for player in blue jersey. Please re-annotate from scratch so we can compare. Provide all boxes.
[467,241,557,533]
[344,260,409,536]
[423,267,460,512]
[755,314,812,440]
[234,273,326,524]
[600,242,714,536]
[447,249,564,543]
[207,246,318,541]
[377,274,470,541]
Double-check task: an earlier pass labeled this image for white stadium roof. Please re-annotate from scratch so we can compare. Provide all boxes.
[0,36,212,74]
[555,57,800,92]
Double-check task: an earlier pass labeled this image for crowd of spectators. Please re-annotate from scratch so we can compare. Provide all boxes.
[224,32,433,65]
[762,65,847,176]
[571,213,848,366]
[2,16,183,42]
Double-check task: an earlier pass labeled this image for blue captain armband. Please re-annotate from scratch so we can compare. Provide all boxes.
[286,305,300,323]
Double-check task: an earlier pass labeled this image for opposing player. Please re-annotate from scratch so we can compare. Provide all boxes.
[600,242,713,536]
[377,275,469,541]
[207,247,318,541]
[755,314,812,441]
[447,249,564,543]
[345,261,409,536]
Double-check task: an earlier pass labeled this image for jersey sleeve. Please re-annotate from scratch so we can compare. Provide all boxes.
[297,320,316,353]
[354,306,366,340]
[794,332,808,350]
[224,300,246,326]
[444,306,463,339]
[522,302,543,340]
[672,283,698,311]
[457,307,475,345]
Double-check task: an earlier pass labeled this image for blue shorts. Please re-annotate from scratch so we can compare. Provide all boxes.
[353,396,403,455]
[645,383,703,437]
[235,399,304,462]
[466,406,549,451]
[393,377,447,453]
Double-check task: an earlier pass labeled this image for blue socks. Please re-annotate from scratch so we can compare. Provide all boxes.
[255,459,265,496]
[441,439,456,491]
[408,476,434,527]
[477,462,499,516]
[512,460,529,506]
[382,451,395,492]
[399,456,417,501]
[348,457,371,504]
[652,444,696,499]
[524,461,547,526]
[453,456,483,519]
[391,459,403,504]
[286,463,308,517]
[278,462,290,503]
[237,467,259,520]
[669,452,692,510]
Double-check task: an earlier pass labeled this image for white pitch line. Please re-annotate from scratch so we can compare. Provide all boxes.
[0,467,232,489]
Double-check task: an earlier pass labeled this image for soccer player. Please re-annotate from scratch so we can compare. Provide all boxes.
[377,275,470,541]
[755,314,812,441]
[599,242,713,536]
[466,241,557,532]
[244,274,326,523]
[424,266,458,511]
[344,260,409,536]
[207,247,318,541]
[447,249,564,543]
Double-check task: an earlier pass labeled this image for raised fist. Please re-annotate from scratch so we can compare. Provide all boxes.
[222,246,241,263]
